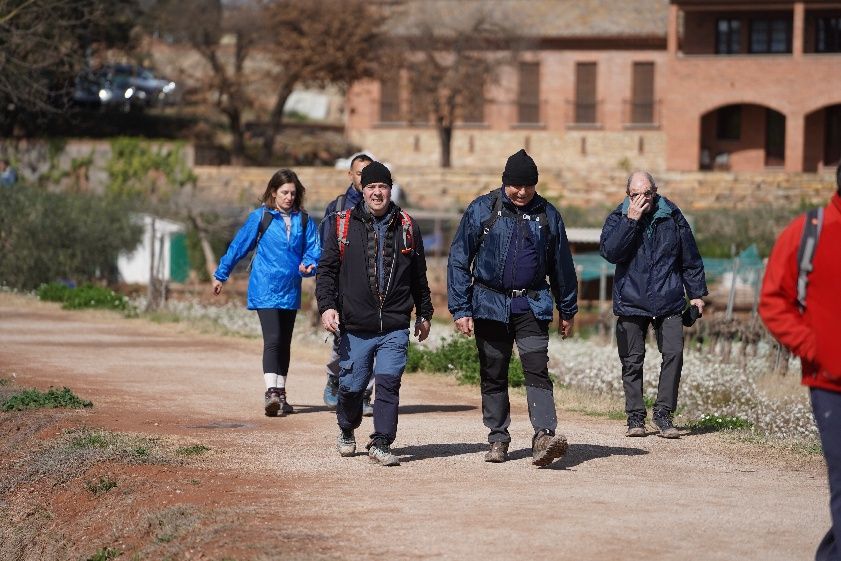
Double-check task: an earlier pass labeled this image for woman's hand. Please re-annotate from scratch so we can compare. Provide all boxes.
[299,263,315,275]
[212,278,224,295]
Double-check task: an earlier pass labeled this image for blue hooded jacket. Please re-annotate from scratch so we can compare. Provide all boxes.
[447,188,578,323]
[214,206,321,310]
[599,195,707,318]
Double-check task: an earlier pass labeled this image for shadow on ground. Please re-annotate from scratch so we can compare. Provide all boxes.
[396,442,488,462]
[507,443,649,470]
[399,404,477,414]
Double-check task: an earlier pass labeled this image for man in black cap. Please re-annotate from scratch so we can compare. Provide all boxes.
[447,149,578,466]
[316,161,433,466]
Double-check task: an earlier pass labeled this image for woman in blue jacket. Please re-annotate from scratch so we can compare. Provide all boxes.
[212,169,321,417]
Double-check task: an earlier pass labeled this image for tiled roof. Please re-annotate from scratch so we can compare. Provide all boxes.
[386,0,669,39]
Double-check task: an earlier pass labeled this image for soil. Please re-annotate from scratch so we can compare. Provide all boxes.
[0,292,830,561]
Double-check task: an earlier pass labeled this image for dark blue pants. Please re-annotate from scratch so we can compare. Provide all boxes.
[812,388,841,561]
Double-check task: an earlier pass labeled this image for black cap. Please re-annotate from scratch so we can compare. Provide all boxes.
[502,149,538,187]
[361,161,392,187]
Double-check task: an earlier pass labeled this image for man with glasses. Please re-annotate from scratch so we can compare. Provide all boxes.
[316,161,433,466]
[600,171,707,438]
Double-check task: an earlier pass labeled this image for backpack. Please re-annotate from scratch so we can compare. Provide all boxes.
[796,207,824,310]
[247,208,309,272]
[335,208,414,262]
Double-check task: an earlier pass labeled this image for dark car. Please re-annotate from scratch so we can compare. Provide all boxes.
[102,64,177,107]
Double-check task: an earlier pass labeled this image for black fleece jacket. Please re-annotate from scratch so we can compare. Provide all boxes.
[316,202,434,333]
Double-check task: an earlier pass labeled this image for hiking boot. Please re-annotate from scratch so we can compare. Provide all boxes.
[367,439,400,466]
[484,441,509,463]
[531,430,568,467]
[626,415,647,437]
[278,388,293,416]
[652,412,680,439]
[337,429,356,457]
[362,389,373,417]
[264,388,280,417]
[323,376,339,409]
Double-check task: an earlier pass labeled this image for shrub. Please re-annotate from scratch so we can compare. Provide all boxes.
[2,386,93,411]
[36,282,73,302]
[687,414,753,432]
[176,444,210,456]
[406,338,525,387]
[85,475,117,495]
[37,283,129,311]
[87,547,121,561]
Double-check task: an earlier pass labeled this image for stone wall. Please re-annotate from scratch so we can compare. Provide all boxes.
[193,165,837,212]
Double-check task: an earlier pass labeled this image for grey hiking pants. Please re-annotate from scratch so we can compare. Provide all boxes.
[616,314,684,419]
[474,311,557,444]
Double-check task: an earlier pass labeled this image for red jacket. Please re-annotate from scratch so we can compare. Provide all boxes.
[759,193,841,393]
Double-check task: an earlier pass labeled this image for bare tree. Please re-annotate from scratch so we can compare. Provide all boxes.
[154,0,262,165]
[389,4,524,167]
[0,0,141,133]
[259,0,383,162]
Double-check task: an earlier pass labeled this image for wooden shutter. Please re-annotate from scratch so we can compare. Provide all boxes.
[575,62,597,124]
[518,62,540,124]
[631,62,655,124]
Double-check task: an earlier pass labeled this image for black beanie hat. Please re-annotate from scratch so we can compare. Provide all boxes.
[502,149,538,187]
[361,161,393,187]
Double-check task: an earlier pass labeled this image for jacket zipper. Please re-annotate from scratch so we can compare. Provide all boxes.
[378,221,398,332]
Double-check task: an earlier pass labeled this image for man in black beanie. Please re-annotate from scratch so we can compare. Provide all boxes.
[447,149,578,466]
[317,161,433,467]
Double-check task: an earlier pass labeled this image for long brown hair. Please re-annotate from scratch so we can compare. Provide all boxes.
[261,168,306,211]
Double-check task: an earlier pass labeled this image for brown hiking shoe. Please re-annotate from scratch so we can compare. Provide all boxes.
[652,413,680,439]
[484,442,509,463]
[264,388,280,417]
[531,430,568,467]
[277,388,293,416]
[626,415,647,437]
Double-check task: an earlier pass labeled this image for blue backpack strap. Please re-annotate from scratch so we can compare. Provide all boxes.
[796,207,824,310]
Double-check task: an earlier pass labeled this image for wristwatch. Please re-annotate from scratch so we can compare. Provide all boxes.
[416,317,429,324]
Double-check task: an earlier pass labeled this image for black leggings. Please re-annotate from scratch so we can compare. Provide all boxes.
[256,309,297,375]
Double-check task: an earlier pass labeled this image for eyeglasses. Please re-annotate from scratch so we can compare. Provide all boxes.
[630,190,654,199]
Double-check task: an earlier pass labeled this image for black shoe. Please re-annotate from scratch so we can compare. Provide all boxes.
[277,388,293,416]
[652,412,680,439]
[626,414,647,437]
[264,388,280,417]
[484,441,509,463]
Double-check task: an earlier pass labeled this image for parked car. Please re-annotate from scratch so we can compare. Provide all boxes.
[101,64,177,107]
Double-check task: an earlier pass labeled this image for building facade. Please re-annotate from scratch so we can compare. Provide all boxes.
[345,0,841,173]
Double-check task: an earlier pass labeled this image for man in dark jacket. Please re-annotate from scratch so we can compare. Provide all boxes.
[320,153,374,413]
[316,161,433,467]
[600,171,707,438]
[447,149,577,467]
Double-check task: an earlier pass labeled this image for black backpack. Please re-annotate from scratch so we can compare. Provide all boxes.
[796,207,824,310]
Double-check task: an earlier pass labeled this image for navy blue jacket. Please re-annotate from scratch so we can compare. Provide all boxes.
[319,185,362,243]
[447,188,578,323]
[599,195,707,318]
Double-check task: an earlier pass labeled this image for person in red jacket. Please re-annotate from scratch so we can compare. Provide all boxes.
[759,163,841,561]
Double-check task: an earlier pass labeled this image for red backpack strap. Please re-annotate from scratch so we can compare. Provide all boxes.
[336,210,351,261]
[399,210,414,255]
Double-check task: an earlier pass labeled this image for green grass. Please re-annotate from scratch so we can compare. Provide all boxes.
[406,338,524,387]
[87,547,122,561]
[2,386,93,411]
[85,475,118,495]
[176,444,210,457]
[687,414,753,432]
[36,282,130,311]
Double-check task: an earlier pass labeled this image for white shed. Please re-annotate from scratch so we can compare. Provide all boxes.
[117,214,189,284]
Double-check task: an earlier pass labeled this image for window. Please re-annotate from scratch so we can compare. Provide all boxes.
[379,79,400,122]
[517,62,540,124]
[630,62,655,124]
[575,62,597,124]
[717,106,741,140]
[817,16,841,53]
[460,78,485,124]
[765,109,785,166]
[750,18,790,53]
[409,71,431,124]
[716,18,741,54]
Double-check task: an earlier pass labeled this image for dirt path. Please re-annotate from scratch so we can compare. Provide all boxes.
[0,293,829,560]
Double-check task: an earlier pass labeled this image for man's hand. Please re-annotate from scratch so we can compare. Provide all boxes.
[299,263,315,274]
[415,319,431,342]
[455,316,474,337]
[627,194,651,221]
[212,278,223,295]
[321,309,340,333]
[560,316,574,339]
[689,298,705,314]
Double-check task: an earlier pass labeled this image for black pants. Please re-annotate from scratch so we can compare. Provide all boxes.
[474,312,557,444]
[812,388,841,561]
[616,314,684,418]
[256,309,297,375]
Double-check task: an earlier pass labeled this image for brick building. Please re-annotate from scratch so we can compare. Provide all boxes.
[345,0,841,173]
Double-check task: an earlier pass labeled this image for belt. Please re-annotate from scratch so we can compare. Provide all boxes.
[475,281,539,300]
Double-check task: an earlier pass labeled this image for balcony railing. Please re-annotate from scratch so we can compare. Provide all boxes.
[622,99,661,128]
[566,99,602,128]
